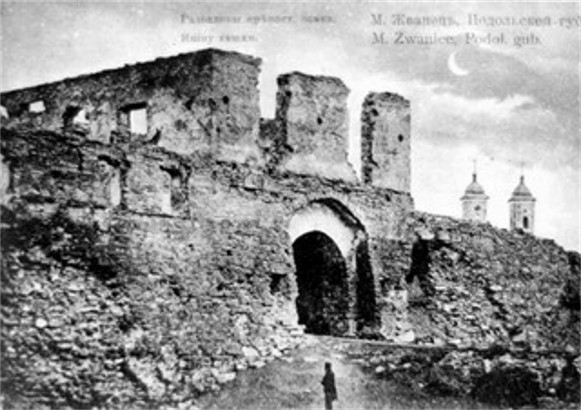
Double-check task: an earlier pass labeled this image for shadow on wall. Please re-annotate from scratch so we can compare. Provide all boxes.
[293,231,349,335]
[356,240,377,333]
[289,198,378,337]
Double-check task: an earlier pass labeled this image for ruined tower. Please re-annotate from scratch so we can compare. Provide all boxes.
[361,92,411,193]
[461,172,488,222]
[275,72,357,182]
[509,175,536,233]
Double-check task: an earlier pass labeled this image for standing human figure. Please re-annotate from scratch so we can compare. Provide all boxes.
[321,362,338,410]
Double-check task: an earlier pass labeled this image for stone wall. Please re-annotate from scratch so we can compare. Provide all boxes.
[4,129,575,408]
[273,72,356,182]
[1,47,576,408]
[1,49,261,163]
[377,212,580,353]
[340,342,579,408]
[0,122,411,407]
[361,92,411,193]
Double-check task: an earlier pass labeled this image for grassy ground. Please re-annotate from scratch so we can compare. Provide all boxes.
[197,336,498,410]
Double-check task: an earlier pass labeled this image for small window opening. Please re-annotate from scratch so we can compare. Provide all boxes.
[121,103,148,135]
[317,117,323,125]
[73,109,88,125]
[29,100,46,113]
[270,274,284,294]
[98,157,122,207]
[63,106,89,128]
[1,157,11,197]
[110,168,122,207]
[160,166,188,212]
[474,205,481,211]
[170,172,183,209]
[0,105,8,119]
[222,96,230,105]
[398,134,404,142]
[129,107,147,134]
[523,216,529,229]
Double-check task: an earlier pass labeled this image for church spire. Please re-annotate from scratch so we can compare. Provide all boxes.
[461,161,488,222]
[509,169,536,234]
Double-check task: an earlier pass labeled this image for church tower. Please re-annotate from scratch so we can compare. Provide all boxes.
[509,175,535,233]
[461,171,489,222]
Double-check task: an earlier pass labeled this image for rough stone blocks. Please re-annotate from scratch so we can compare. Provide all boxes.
[361,92,411,193]
[275,72,357,182]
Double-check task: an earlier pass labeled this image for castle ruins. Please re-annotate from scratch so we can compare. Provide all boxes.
[1,49,578,407]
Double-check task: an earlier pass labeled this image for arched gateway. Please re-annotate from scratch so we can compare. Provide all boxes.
[288,199,376,337]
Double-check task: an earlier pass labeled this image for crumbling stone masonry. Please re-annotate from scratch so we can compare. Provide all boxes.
[274,72,357,182]
[0,49,412,407]
[0,48,578,408]
[361,92,411,193]
[384,213,580,352]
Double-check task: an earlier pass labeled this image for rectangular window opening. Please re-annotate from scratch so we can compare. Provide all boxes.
[160,165,190,214]
[121,103,148,135]
[0,105,9,119]
[63,106,90,129]
[28,100,46,114]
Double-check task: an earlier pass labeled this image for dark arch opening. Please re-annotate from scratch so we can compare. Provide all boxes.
[355,241,377,331]
[292,231,349,336]
[523,216,529,229]
[406,236,436,297]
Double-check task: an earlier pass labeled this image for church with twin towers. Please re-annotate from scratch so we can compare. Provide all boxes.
[461,166,536,234]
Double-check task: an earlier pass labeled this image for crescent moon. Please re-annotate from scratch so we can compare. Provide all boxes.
[448,52,470,76]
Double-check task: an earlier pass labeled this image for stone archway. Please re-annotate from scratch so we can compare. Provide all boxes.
[288,199,376,337]
[293,231,349,335]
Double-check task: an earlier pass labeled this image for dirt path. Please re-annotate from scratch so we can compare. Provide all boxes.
[196,336,489,410]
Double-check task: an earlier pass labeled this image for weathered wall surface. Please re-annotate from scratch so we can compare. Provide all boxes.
[1,48,577,408]
[0,124,411,407]
[361,92,411,193]
[1,48,415,407]
[1,49,261,163]
[377,212,580,352]
[4,128,576,407]
[273,72,357,182]
[341,342,579,408]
